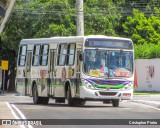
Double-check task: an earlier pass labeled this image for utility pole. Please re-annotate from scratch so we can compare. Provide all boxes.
[76,0,84,36]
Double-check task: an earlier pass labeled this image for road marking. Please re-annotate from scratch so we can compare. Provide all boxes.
[11,104,26,120]
[6,102,20,120]
[6,102,33,128]
[6,102,25,128]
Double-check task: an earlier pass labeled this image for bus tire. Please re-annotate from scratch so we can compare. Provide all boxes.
[66,86,74,106]
[112,99,119,107]
[32,85,40,104]
[33,85,49,104]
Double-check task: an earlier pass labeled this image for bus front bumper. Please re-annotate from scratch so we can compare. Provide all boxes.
[80,86,121,100]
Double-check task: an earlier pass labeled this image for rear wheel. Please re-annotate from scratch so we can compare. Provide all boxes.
[66,86,74,106]
[32,85,40,104]
[32,85,49,104]
[112,99,119,107]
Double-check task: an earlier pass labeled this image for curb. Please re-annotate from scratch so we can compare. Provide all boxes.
[131,100,160,109]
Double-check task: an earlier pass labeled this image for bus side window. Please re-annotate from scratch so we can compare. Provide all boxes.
[33,45,41,66]
[41,45,49,66]
[19,45,27,66]
[57,44,67,66]
[66,44,76,65]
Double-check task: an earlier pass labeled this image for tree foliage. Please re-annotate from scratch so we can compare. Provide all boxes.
[122,7,160,59]
[84,0,125,36]
[123,8,160,45]
[0,0,160,69]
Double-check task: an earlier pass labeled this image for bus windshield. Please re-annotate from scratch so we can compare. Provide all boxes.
[83,49,133,78]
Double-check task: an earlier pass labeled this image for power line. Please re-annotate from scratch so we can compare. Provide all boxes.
[11,0,160,20]
[13,9,159,17]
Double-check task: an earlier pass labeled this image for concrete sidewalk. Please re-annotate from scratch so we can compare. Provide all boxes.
[131,95,160,109]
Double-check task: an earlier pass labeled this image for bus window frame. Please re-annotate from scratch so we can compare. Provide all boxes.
[41,44,49,66]
[66,43,76,66]
[18,45,27,66]
[32,44,41,66]
[57,43,68,66]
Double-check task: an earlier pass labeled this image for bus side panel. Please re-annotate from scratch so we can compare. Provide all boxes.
[16,67,26,95]
[54,66,65,97]
[31,67,48,97]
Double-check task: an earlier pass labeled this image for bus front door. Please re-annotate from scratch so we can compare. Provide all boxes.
[49,49,55,96]
[76,50,81,96]
[25,51,32,95]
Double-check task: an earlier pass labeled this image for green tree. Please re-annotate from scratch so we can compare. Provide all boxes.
[1,0,124,64]
[1,0,160,92]
[84,0,124,36]
[123,8,160,58]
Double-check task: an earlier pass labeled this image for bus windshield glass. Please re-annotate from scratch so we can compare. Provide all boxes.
[83,49,133,78]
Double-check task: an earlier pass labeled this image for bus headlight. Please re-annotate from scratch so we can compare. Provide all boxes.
[82,80,95,89]
[123,83,133,90]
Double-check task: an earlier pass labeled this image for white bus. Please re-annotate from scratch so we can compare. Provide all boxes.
[16,35,134,107]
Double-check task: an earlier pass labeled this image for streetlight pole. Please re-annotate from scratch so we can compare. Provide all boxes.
[76,0,84,36]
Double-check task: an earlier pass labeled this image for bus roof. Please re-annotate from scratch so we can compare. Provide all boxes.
[20,35,132,45]
[20,36,84,45]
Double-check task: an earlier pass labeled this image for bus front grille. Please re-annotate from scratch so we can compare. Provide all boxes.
[98,92,117,96]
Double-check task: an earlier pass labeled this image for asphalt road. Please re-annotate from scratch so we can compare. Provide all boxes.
[0,95,160,128]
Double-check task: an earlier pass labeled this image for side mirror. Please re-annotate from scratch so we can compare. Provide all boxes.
[79,52,83,61]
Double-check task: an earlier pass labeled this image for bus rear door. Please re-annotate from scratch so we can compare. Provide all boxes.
[49,49,56,96]
[25,51,32,95]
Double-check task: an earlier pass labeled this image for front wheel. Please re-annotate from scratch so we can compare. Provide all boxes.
[112,99,119,107]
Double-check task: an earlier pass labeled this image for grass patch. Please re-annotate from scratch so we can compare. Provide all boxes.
[134,91,160,95]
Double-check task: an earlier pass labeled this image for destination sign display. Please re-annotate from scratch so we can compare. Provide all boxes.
[85,39,133,49]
